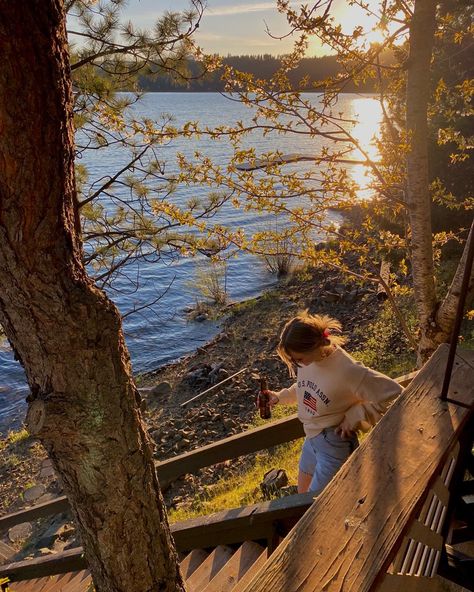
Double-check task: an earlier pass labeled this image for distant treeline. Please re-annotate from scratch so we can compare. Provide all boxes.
[138,54,378,92]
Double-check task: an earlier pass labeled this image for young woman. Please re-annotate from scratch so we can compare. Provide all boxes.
[267,311,402,495]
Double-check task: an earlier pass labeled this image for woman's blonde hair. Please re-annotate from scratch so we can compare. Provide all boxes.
[277,311,345,377]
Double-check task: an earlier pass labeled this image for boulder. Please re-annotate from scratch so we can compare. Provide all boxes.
[9,522,33,543]
[150,381,172,397]
[260,468,289,499]
[23,484,46,503]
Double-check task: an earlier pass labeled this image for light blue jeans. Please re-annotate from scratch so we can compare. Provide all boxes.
[299,427,359,495]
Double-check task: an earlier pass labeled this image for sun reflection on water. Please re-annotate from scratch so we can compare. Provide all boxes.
[348,97,383,199]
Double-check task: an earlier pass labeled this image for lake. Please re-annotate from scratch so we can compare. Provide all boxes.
[0,92,381,433]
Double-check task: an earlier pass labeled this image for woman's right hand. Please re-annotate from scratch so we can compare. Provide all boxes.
[266,391,280,408]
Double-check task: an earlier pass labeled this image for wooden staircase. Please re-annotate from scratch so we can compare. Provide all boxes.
[6,540,268,592]
[1,344,473,592]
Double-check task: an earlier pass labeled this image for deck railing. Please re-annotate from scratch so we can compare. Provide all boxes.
[0,371,417,583]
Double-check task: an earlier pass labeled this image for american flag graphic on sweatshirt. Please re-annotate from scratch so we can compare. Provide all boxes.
[303,390,318,413]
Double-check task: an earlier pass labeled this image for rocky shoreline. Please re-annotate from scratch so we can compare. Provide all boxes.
[0,264,401,563]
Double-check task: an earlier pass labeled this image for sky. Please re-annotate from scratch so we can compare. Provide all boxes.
[119,0,387,57]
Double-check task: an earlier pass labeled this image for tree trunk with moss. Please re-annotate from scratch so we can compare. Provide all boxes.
[0,2,185,591]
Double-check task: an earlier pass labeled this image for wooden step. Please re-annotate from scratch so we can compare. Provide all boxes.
[180,548,210,580]
[231,547,268,592]
[8,571,83,592]
[34,574,63,592]
[0,541,16,565]
[201,541,266,592]
[61,569,91,591]
[186,545,234,592]
[7,577,44,592]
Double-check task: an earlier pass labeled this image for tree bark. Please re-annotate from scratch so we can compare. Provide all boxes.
[436,223,474,335]
[405,0,438,363]
[0,2,185,591]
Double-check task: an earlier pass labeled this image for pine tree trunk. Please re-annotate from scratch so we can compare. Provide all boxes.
[0,2,185,591]
[406,0,438,363]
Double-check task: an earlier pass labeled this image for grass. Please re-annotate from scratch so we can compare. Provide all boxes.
[7,428,29,445]
[169,439,303,523]
[169,403,301,523]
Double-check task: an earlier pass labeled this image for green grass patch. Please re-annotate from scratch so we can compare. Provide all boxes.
[169,404,301,523]
[168,437,303,523]
[7,428,29,445]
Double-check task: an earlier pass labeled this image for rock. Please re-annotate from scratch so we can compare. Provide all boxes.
[40,465,55,479]
[35,493,56,505]
[322,290,341,303]
[260,468,289,499]
[194,313,208,322]
[149,430,162,443]
[281,301,298,310]
[150,382,172,396]
[23,484,46,503]
[9,522,33,543]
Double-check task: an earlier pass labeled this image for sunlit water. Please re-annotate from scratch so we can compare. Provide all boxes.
[0,93,381,433]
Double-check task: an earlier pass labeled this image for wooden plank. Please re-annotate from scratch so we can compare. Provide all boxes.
[233,345,474,592]
[156,415,305,488]
[180,549,210,580]
[378,573,445,592]
[0,549,87,583]
[0,491,314,582]
[171,491,314,552]
[44,572,78,592]
[35,574,64,592]
[396,371,418,388]
[0,541,15,565]
[60,570,91,592]
[231,550,268,592]
[7,577,44,591]
[212,543,262,591]
[0,497,70,533]
[201,541,265,592]
[186,545,234,592]
[406,520,444,552]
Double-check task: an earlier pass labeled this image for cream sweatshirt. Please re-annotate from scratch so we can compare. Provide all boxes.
[276,346,403,439]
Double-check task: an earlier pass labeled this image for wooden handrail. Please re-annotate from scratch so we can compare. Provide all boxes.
[0,491,315,582]
[237,345,474,592]
[0,371,417,533]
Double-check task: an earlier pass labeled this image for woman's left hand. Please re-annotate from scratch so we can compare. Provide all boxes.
[335,419,355,439]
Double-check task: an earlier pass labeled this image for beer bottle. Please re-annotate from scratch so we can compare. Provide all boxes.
[258,376,271,419]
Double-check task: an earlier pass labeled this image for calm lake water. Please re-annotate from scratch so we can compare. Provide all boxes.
[0,92,381,433]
